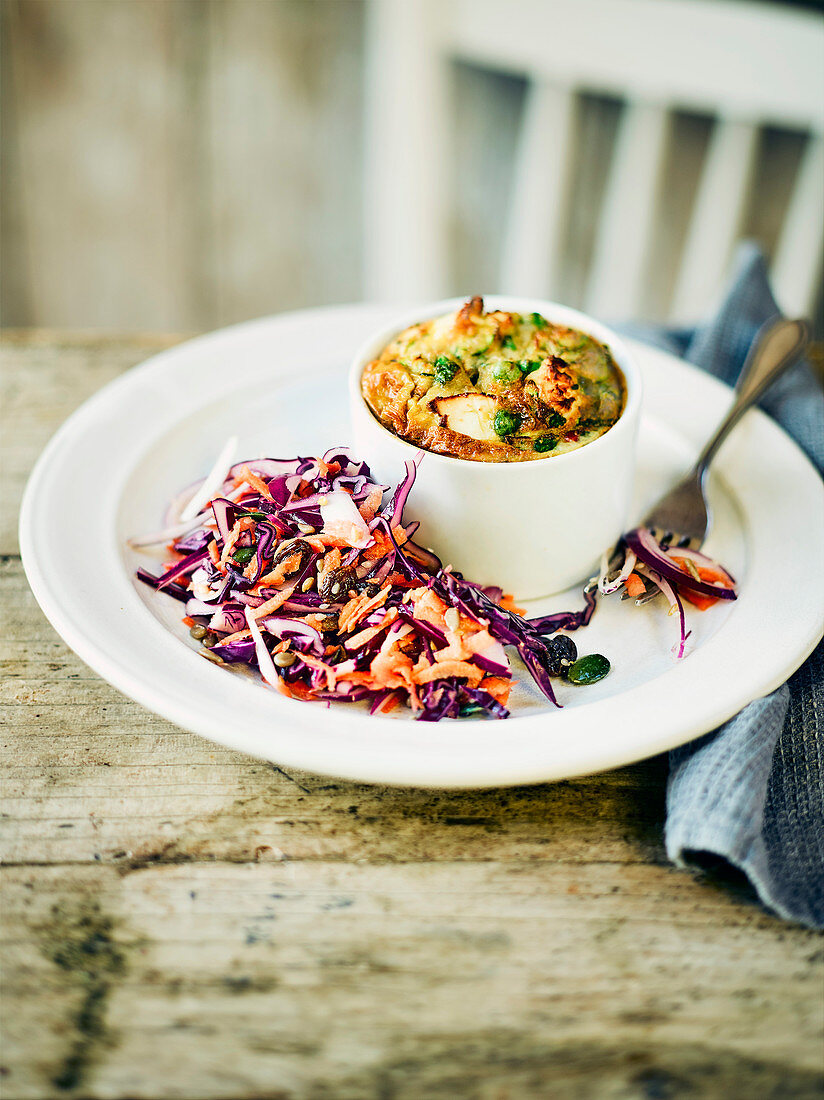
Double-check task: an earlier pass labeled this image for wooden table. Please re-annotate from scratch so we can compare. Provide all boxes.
[2,331,822,1100]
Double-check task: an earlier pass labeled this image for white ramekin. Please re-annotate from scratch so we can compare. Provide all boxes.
[349,296,642,600]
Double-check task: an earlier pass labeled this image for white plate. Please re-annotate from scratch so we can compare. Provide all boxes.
[20,305,824,788]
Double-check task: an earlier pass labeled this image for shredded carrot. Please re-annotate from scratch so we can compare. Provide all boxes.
[680,590,719,611]
[272,675,294,699]
[365,629,413,686]
[344,612,396,652]
[249,587,295,621]
[625,572,646,599]
[671,558,732,588]
[361,530,393,561]
[411,588,448,629]
[463,628,496,655]
[243,555,261,580]
[375,690,403,714]
[386,572,418,588]
[370,650,415,690]
[432,641,466,663]
[334,670,376,686]
[338,585,391,634]
[258,553,301,586]
[480,675,511,706]
[304,613,330,631]
[286,679,316,700]
[358,486,384,522]
[312,533,364,549]
[299,653,338,690]
[412,660,484,687]
[317,548,342,583]
[670,558,732,610]
[236,464,274,501]
[220,516,256,564]
[182,616,195,628]
[500,593,526,615]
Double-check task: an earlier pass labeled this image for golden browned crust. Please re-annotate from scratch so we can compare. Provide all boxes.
[526,356,588,430]
[455,295,484,332]
[361,298,625,462]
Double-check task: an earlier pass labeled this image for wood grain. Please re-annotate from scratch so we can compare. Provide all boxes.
[1,332,822,1099]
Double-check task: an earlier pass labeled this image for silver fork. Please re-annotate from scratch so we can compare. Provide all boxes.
[599,314,810,597]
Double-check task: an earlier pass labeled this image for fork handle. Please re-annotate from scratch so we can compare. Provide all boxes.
[694,316,810,477]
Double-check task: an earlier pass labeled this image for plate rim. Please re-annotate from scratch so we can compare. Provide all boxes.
[19,304,824,788]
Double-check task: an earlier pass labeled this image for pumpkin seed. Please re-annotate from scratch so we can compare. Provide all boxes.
[566,654,610,685]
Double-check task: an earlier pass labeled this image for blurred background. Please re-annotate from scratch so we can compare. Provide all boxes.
[1,0,822,334]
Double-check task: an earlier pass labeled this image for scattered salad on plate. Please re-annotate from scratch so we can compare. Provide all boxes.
[599,527,738,660]
[131,443,736,720]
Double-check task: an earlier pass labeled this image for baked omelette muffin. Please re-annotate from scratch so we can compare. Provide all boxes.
[361,296,626,462]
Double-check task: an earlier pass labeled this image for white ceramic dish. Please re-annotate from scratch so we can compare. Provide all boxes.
[19,303,824,789]
[350,296,641,598]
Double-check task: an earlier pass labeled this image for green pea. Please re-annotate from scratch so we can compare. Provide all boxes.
[558,332,587,352]
[566,654,611,685]
[501,334,516,350]
[433,356,458,385]
[493,410,521,437]
[530,312,546,327]
[519,360,542,375]
[546,410,565,430]
[533,435,557,453]
[492,361,522,384]
[233,546,255,565]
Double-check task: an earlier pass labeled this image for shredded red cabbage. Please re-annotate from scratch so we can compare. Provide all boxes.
[623,527,737,600]
[134,444,738,712]
[604,527,737,659]
[134,447,589,719]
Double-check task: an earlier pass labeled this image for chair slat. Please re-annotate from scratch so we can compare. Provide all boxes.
[363,0,450,301]
[670,118,758,324]
[771,132,824,318]
[499,82,576,298]
[585,101,670,321]
[365,0,823,318]
[448,0,824,131]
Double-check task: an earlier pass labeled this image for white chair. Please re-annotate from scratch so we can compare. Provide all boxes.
[363,0,824,322]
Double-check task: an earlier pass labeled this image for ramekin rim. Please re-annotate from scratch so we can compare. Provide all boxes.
[348,295,642,472]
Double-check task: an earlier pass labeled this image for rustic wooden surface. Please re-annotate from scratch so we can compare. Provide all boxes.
[1,331,822,1100]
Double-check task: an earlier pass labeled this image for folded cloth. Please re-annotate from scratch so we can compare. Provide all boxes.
[624,243,824,929]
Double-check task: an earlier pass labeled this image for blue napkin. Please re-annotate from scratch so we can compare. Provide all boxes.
[625,244,824,929]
